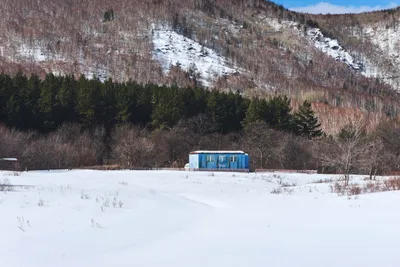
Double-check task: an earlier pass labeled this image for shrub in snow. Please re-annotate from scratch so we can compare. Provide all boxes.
[90,219,102,229]
[102,197,110,207]
[0,178,12,192]
[270,188,282,194]
[330,177,400,196]
[37,199,45,207]
[80,190,91,200]
[384,177,400,191]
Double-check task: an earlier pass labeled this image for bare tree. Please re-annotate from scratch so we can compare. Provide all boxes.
[177,114,216,148]
[112,125,155,168]
[359,136,389,180]
[320,118,372,186]
[376,121,400,171]
[244,121,275,170]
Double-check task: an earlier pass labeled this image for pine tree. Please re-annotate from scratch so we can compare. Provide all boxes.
[242,98,266,127]
[265,95,293,132]
[294,101,323,139]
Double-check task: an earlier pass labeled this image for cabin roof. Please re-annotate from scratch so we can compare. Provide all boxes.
[0,158,18,161]
[190,151,246,154]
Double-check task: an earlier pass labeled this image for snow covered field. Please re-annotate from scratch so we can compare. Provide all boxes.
[1,170,400,267]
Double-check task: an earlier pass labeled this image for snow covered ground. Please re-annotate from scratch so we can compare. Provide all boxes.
[151,28,238,87]
[1,170,400,267]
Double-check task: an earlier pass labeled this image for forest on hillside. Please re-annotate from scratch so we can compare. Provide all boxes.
[0,0,399,136]
[0,72,319,135]
[1,73,400,180]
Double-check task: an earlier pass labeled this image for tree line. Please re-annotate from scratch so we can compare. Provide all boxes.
[4,72,399,180]
[0,72,322,137]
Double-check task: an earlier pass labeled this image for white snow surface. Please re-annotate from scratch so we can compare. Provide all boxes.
[307,28,363,70]
[152,28,238,87]
[1,170,400,267]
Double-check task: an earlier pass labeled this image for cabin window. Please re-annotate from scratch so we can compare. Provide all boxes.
[230,156,238,162]
[206,155,214,162]
[219,155,226,162]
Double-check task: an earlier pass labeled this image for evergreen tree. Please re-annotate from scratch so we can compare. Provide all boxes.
[76,75,103,125]
[294,101,323,139]
[242,98,267,127]
[265,95,293,132]
[103,9,115,22]
[39,73,62,130]
[57,75,78,123]
[152,86,184,128]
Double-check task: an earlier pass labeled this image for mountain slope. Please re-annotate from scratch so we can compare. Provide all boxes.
[0,0,399,133]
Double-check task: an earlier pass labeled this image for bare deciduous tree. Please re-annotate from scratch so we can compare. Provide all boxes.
[320,118,372,186]
[244,121,274,170]
[112,125,155,168]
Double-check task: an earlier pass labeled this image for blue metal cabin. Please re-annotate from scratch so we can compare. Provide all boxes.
[189,151,249,171]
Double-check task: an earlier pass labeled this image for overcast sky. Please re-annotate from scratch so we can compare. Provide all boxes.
[273,0,399,14]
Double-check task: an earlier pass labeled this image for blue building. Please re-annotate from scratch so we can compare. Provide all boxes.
[189,151,249,171]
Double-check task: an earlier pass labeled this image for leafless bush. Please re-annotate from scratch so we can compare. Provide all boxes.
[37,199,45,207]
[102,196,110,207]
[91,219,103,229]
[270,188,282,194]
[384,177,400,191]
[283,187,295,194]
[281,181,297,187]
[0,178,12,192]
[17,216,30,232]
[112,125,155,168]
[112,197,118,208]
[348,184,363,196]
[364,182,383,193]
[331,177,400,196]
[80,191,91,200]
[271,174,288,185]
[330,182,346,196]
[330,182,363,196]
[313,178,335,184]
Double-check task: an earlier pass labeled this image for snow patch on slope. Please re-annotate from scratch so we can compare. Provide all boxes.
[18,44,49,62]
[362,25,400,89]
[151,28,238,87]
[307,28,363,71]
[263,18,364,72]
[365,25,400,61]
[264,18,299,32]
[5,42,110,82]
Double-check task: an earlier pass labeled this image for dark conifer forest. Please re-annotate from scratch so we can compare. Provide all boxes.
[0,72,315,134]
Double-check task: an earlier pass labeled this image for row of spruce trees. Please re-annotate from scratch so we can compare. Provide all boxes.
[0,72,323,138]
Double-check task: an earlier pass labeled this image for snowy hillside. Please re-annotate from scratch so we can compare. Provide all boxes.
[152,28,238,87]
[263,18,365,72]
[1,41,110,82]
[2,170,400,267]
[363,24,400,89]
[307,28,364,71]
